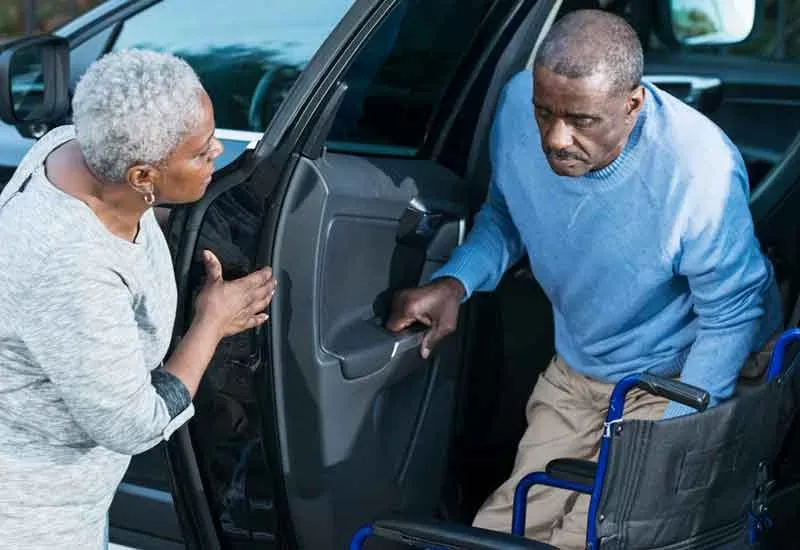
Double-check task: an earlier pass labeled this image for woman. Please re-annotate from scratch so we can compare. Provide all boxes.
[0,50,275,548]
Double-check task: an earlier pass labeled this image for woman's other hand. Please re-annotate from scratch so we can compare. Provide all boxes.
[194,249,276,339]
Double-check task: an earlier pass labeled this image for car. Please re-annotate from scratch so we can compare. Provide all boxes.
[1,0,800,549]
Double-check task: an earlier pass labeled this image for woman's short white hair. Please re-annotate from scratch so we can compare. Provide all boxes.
[72,49,205,184]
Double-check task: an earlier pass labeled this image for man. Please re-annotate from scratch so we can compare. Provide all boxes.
[387,10,783,549]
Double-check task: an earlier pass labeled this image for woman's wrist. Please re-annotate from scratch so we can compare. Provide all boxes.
[165,315,223,397]
[190,313,225,344]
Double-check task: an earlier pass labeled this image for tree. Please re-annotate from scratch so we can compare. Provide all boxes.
[0,0,105,41]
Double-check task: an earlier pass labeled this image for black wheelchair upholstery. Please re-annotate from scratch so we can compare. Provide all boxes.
[587,368,798,549]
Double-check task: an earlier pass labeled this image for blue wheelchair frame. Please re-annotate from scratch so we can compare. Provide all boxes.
[350,328,800,550]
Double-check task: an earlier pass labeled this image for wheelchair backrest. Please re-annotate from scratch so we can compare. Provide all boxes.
[594,369,800,549]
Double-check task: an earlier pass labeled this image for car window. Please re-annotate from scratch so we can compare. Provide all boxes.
[326,0,497,157]
[69,27,115,89]
[109,0,355,132]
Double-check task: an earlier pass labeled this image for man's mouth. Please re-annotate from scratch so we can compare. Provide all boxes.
[547,152,583,163]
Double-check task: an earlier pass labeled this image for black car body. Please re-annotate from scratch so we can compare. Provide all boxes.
[2,0,800,548]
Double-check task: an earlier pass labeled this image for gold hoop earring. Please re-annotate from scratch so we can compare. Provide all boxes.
[143,191,156,206]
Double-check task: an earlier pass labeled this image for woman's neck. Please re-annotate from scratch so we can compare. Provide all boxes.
[45,140,148,242]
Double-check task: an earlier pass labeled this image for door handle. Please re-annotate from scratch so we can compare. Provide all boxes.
[332,318,427,379]
[390,326,425,359]
[643,75,721,112]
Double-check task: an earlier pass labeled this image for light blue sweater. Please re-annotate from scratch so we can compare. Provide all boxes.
[434,71,782,417]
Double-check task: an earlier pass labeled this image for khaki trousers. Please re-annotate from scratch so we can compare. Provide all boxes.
[472,356,670,550]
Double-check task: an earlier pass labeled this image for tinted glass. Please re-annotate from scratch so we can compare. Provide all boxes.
[9,45,45,122]
[111,0,355,131]
[327,0,497,156]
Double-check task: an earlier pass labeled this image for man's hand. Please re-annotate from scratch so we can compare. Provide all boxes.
[387,277,465,359]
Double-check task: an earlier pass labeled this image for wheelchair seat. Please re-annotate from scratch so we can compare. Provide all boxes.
[351,329,800,550]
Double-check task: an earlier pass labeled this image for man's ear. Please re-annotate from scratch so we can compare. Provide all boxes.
[626,84,645,119]
[125,164,161,196]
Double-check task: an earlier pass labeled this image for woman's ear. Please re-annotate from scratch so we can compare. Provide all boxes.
[125,164,161,197]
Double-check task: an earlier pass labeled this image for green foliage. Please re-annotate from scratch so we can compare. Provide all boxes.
[0,0,104,41]
[672,8,718,41]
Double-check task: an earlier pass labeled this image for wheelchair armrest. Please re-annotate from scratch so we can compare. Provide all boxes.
[546,458,597,487]
[637,374,709,411]
[370,518,556,549]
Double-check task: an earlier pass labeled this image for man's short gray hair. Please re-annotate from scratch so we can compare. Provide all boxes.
[535,10,643,93]
[72,49,205,184]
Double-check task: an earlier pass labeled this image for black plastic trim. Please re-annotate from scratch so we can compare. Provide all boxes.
[301,80,349,159]
[0,34,70,126]
[371,518,556,549]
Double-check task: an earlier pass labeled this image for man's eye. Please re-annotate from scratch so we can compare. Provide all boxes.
[573,117,595,128]
[535,108,551,119]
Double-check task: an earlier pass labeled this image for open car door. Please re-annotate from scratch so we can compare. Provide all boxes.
[164,0,557,548]
[0,0,559,548]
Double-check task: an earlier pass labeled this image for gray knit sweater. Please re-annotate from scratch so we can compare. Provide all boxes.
[0,127,194,549]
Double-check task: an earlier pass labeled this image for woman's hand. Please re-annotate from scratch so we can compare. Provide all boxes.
[193,250,276,339]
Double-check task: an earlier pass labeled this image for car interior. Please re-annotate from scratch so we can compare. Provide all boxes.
[439,0,800,540]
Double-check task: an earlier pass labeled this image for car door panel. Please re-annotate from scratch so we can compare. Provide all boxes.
[165,0,545,545]
[642,74,722,114]
[148,0,535,546]
[270,152,469,549]
[645,54,800,186]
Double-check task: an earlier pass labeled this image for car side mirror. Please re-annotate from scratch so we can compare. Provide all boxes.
[0,35,70,138]
[658,0,759,47]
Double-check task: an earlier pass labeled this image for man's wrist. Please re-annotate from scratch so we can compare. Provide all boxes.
[436,276,466,301]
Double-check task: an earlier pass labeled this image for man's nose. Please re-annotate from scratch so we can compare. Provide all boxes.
[543,119,572,151]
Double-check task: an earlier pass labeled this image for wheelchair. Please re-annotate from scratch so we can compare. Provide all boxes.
[351,329,800,550]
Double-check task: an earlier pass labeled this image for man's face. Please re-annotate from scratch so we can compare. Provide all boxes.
[533,65,644,177]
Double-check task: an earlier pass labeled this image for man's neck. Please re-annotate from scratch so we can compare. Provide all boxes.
[590,121,637,174]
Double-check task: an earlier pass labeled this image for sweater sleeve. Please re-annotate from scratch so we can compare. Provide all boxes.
[431,94,525,298]
[663,151,782,418]
[431,181,524,298]
[18,250,193,454]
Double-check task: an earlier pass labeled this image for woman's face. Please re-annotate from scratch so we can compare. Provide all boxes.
[155,91,224,204]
